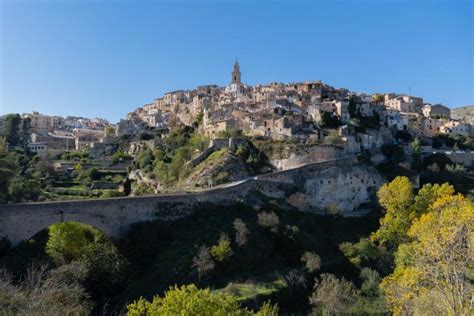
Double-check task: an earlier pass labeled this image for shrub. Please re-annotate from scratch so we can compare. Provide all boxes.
[257,211,280,234]
[326,203,341,216]
[320,111,341,128]
[0,263,92,315]
[324,130,344,146]
[359,268,381,298]
[126,284,277,315]
[210,233,233,262]
[45,222,129,300]
[310,274,358,315]
[233,218,250,247]
[46,222,102,264]
[101,190,125,198]
[301,251,321,273]
[284,269,307,293]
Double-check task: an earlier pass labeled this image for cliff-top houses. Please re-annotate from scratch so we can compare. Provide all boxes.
[124,61,471,150]
[1,61,471,156]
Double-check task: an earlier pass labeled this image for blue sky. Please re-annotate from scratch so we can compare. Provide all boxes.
[1,0,473,123]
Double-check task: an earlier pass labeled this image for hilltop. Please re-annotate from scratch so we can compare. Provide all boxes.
[452,105,474,124]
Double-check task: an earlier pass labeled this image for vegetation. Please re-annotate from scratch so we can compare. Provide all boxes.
[211,233,234,262]
[126,284,279,315]
[319,110,341,128]
[2,175,471,314]
[381,194,473,315]
[340,177,473,315]
[0,262,92,315]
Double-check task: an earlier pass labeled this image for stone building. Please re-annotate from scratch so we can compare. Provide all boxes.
[385,95,423,113]
[23,111,63,133]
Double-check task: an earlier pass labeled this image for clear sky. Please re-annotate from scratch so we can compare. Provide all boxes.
[1,0,473,123]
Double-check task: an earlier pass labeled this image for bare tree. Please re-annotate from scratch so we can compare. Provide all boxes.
[0,262,92,315]
[257,211,280,234]
[233,218,250,247]
[301,251,321,273]
[310,273,358,315]
[192,245,215,281]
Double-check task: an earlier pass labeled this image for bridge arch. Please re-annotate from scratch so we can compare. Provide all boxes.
[0,193,210,247]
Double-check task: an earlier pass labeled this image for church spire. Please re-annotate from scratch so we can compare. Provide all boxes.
[231,60,241,84]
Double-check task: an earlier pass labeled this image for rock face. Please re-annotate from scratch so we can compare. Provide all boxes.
[256,157,384,212]
[185,149,251,187]
[269,144,346,170]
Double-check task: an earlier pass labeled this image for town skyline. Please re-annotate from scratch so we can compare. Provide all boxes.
[2,63,472,124]
[1,0,472,122]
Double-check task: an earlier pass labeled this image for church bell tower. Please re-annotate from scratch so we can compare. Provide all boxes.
[231,60,241,85]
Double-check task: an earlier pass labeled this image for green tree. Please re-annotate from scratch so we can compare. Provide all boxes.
[411,138,421,169]
[46,222,102,264]
[372,178,455,250]
[4,114,22,147]
[339,238,392,274]
[210,233,233,262]
[371,176,414,248]
[82,239,129,299]
[8,177,42,202]
[126,284,278,315]
[319,111,341,128]
[46,222,129,300]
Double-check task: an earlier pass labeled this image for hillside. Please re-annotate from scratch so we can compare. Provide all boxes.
[1,203,382,314]
[452,105,474,124]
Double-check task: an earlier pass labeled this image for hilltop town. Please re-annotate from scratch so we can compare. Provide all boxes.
[3,61,473,160]
[1,61,473,206]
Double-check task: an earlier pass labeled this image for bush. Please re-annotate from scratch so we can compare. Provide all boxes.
[210,233,233,262]
[46,222,102,264]
[324,130,344,146]
[319,111,341,128]
[301,251,321,273]
[45,222,129,300]
[136,149,154,169]
[310,274,358,315]
[126,284,278,315]
[8,177,42,202]
[380,144,406,163]
[100,190,125,198]
[257,211,280,234]
[233,218,250,247]
[0,263,92,315]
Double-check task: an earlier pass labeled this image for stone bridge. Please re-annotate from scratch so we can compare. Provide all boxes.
[0,158,384,246]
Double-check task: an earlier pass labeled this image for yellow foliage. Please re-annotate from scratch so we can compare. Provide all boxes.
[381,194,474,315]
[372,178,456,249]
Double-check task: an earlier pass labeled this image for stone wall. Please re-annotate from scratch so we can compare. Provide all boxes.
[0,158,384,246]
